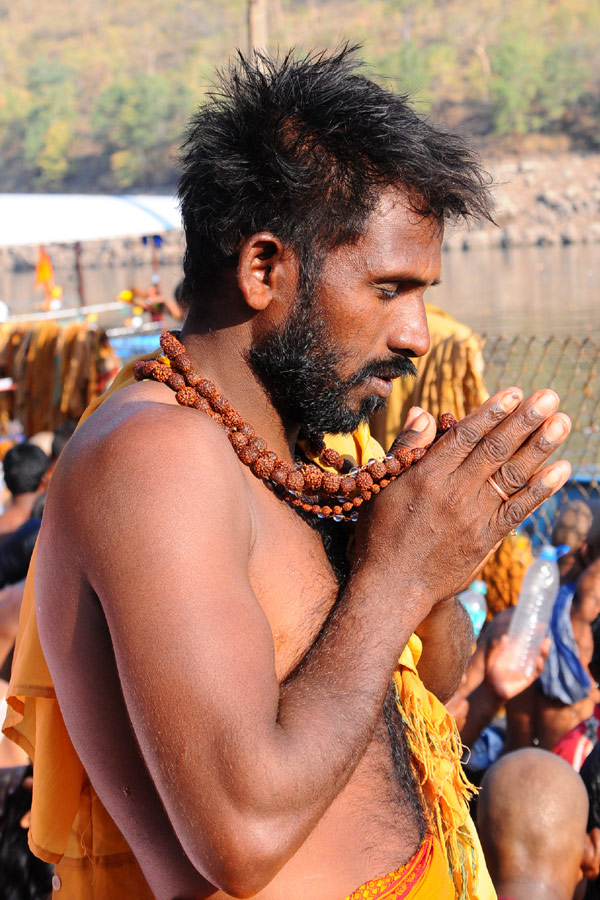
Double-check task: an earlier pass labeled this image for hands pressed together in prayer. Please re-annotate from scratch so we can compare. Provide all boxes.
[355,386,571,616]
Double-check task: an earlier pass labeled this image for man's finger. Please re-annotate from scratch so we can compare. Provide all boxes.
[389,407,436,453]
[495,459,571,533]
[428,388,524,467]
[458,390,565,492]
[474,411,571,505]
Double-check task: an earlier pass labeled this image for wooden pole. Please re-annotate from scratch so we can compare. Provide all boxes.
[248,0,268,55]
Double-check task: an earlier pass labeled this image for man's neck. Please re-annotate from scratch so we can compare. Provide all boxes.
[179,318,299,464]
[495,876,568,900]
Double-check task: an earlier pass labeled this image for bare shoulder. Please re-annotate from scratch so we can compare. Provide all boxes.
[41,381,254,589]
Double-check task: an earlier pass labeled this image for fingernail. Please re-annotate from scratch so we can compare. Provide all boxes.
[499,390,521,412]
[534,390,559,416]
[543,414,570,443]
[542,461,570,488]
[411,412,430,432]
[405,406,426,428]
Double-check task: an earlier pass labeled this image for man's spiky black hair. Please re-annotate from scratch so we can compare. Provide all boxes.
[178,44,492,304]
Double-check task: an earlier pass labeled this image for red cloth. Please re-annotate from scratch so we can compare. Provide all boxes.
[552,704,600,771]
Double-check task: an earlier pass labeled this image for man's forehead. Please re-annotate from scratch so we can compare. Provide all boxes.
[354,189,443,272]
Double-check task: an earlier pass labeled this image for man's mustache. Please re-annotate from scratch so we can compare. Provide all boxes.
[347,355,419,386]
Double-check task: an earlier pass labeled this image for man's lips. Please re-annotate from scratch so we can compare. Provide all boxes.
[369,375,394,398]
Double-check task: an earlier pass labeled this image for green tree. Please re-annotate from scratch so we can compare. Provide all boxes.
[92,73,191,188]
[489,30,547,134]
[22,59,78,187]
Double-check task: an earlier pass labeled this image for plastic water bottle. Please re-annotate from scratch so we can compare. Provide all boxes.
[459,581,488,638]
[505,544,566,677]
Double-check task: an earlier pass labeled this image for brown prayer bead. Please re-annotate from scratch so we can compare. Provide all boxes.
[176,386,200,407]
[339,475,355,495]
[384,457,402,476]
[368,460,386,481]
[286,470,305,492]
[370,484,380,495]
[321,472,341,495]
[196,379,217,399]
[342,501,353,512]
[361,490,372,501]
[160,332,181,356]
[394,448,414,469]
[302,466,323,491]
[271,467,289,487]
[253,456,275,478]
[239,445,260,466]
[133,360,147,380]
[355,471,373,492]
[353,496,364,507]
[321,506,332,517]
[240,423,255,439]
[249,437,267,456]
[212,394,230,415]
[223,410,244,429]
[229,432,249,451]
[172,353,192,373]
[167,373,185,392]
[152,363,172,383]
[332,505,343,516]
[437,412,457,432]
[320,448,343,470]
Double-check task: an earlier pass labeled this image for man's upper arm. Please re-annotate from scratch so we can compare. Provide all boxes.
[40,412,284,884]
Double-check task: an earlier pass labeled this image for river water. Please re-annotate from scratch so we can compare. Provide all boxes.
[3,241,599,338]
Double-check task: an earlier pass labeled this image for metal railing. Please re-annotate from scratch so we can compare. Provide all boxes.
[481,334,599,544]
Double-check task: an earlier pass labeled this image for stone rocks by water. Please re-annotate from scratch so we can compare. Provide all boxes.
[444,152,600,252]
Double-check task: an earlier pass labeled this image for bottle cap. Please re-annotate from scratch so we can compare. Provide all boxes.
[539,543,570,561]
[470,580,488,595]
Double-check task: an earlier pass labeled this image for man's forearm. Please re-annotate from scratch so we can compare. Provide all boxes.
[414,597,474,702]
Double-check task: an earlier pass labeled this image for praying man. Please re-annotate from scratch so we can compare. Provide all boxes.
[3,48,572,900]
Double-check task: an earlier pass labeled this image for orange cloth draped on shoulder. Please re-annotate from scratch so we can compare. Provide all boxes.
[2,354,495,900]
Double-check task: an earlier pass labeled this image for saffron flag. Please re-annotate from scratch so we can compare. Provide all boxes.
[34,247,54,299]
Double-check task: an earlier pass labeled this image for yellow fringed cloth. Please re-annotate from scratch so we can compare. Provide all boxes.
[3,356,495,900]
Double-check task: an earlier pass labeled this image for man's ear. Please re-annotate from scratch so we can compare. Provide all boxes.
[237,233,294,312]
[582,827,600,880]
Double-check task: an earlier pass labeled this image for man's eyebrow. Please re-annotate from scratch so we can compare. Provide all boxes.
[375,275,442,287]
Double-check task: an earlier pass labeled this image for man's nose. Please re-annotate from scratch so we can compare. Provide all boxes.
[387,298,430,359]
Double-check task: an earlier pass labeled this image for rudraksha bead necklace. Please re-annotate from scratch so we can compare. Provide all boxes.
[134,331,457,523]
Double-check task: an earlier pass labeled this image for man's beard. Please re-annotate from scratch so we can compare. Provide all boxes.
[248,294,418,435]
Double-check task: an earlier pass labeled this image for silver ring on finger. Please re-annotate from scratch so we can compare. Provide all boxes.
[487,474,510,503]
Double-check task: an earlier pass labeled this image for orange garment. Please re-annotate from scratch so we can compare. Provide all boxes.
[3,355,495,900]
[346,834,454,900]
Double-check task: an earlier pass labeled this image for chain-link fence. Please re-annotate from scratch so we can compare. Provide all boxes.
[481,335,600,546]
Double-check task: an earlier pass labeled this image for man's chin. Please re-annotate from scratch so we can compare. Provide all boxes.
[308,394,388,436]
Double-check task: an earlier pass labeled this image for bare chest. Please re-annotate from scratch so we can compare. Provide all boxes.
[247,480,346,681]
